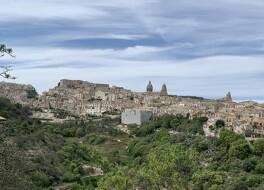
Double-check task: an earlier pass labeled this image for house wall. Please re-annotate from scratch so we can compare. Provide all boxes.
[121,109,152,125]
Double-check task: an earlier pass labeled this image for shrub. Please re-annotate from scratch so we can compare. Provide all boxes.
[253,139,264,156]
[86,135,106,145]
[31,171,51,187]
[61,171,80,182]
[61,127,76,137]
[255,162,264,174]
[243,157,257,172]
[75,127,86,138]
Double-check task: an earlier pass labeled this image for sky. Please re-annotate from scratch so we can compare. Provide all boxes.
[1,0,264,101]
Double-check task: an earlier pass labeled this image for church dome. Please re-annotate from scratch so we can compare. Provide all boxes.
[146,81,153,92]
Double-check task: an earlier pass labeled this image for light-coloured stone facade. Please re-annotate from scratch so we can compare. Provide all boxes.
[1,79,264,138]
[121,109,152,125]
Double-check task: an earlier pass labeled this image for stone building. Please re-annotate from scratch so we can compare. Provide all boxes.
[121,109,152,125]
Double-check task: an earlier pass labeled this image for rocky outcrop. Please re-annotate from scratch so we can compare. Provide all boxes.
[35,79,137,116]
[0,82,38,106]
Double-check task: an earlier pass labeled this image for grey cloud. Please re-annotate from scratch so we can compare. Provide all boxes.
[1,0,264,100]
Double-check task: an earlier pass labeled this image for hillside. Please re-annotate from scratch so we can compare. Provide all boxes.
[1,80,264,140]
[1,98,264,189]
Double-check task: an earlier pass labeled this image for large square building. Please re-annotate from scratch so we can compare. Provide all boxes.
[121,109,152,125]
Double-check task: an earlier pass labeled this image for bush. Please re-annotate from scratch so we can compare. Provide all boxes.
[255,162,264,174]
[170,118,182,129]
[70,183,84,190]
[134,123,157,137]
[253,139,264,156]
[86,135,106,145]
[61,171,80,182]
[243,157,257,172]
[75,127,86,138]
[61,127,76,137]
[246,175,263,188]
[192,136,209,152]
[31,171,51,187]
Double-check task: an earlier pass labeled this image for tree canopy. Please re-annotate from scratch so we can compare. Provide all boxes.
[0,44,16,79]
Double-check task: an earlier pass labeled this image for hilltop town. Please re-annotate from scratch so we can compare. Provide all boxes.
[0,79,264,138]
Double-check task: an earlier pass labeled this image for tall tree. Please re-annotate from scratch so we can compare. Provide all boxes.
[0,44,16,79]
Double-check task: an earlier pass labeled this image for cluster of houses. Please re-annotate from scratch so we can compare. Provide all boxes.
[1,80,264,139]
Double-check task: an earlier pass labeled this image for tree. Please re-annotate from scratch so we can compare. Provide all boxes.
[253,139,264,156]
[192,170,226,189]
[0,44,16,79]
[0,44,14,56]
[138,144,198,190]
[215,120,225,129]
[228,139,252,159]
[98,167,135,190]
[219,129,244,148]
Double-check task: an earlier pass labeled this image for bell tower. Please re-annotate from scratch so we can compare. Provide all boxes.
[146,81,153,93]
[160,83,168,96]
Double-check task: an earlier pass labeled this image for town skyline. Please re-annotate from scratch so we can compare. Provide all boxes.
[1,79,262,103]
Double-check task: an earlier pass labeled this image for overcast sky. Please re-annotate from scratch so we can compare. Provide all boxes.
[1,0,264,101]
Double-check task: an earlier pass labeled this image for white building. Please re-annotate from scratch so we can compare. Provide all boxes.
[121,109,152,125]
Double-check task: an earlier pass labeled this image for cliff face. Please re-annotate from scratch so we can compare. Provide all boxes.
[0,82,38,106]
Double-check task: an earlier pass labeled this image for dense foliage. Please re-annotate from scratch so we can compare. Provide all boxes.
[1,98,264,189]
[0,97,32,119]
[0,98,126,189]
[98,116,264,190]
